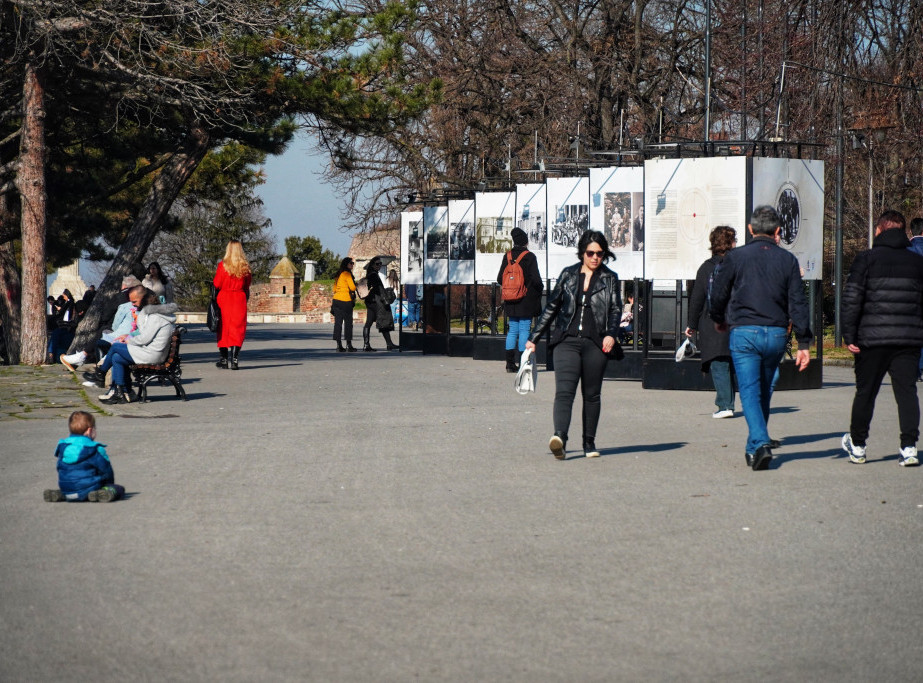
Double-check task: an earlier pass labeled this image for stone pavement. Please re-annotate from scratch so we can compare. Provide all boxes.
[2,324,922,682]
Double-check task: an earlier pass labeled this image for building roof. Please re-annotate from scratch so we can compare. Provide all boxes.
[270,256,300,278]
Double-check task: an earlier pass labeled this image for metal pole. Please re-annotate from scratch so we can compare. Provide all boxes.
[868,142,874,247]
[833,6,844,346]
[704,0,712,141]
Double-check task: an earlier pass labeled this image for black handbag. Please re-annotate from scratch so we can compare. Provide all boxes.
[207,286,221,333]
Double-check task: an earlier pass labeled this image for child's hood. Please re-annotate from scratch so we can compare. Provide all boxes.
[57,435,109,464]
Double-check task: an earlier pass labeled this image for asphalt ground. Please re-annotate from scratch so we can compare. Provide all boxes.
[1,324,922,681]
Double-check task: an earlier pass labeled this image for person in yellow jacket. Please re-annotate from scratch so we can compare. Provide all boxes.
[332,258,358,352]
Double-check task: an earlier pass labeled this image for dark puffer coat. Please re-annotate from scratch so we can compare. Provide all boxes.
[686,254,730,365]
[842,227,923,348]
[496,246,544,318]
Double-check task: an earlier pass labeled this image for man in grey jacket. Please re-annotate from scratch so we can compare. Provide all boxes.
[842,210,923,466]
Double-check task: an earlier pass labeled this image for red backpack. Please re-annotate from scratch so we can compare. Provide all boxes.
[501,250,528,302]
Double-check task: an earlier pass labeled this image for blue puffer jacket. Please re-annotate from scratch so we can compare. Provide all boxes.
[55,435,114,501]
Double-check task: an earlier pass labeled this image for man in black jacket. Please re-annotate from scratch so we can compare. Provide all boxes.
[841,210,923,467]
[709,205,812,471]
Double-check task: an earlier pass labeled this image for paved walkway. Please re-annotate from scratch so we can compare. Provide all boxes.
[2,324,922,681]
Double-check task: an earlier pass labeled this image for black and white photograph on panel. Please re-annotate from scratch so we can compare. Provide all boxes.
[551,203,589,249]
[448,198,475,284]
[425,207,449,259]
[475,192,517,255]
[516,183,548,257]
[589,166,644,280]
[752,158,824,280]
[401,211,423,284]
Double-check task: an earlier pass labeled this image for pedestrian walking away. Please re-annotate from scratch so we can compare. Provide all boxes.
[213,240,252,370]
[841,210,923,467]
[526,229,623,460]
[709,206,812,471]
[497,227,543,373]
[686,225,738,419]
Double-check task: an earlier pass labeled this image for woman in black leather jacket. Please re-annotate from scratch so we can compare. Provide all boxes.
[526,230,622,459]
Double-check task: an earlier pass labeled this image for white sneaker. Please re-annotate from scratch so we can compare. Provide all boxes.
[842,433,866,464]
[712,409,734,419]
[899,446,919,467]
[60,350,87,372]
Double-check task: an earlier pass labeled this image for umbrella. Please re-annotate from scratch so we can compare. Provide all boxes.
[373,255,397,267]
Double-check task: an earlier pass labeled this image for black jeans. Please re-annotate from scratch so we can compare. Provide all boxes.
[332,299,354,342]
[850,345,921,448]
[552,336,609,441]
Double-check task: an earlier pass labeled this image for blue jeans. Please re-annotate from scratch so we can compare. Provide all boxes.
[506,317,532,352]
[729,326,788,455]
[99,342,135,388]
[710,358,735,412]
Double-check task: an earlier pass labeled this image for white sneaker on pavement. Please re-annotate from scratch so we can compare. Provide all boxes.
[712,409,734,419]
[899,446,919,467]
[60,350,87,372]
[842,433,866,464]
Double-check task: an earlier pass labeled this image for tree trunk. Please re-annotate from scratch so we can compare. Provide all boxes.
[0,233,22,365]
[71,124,211,353]
[17,62,48,365]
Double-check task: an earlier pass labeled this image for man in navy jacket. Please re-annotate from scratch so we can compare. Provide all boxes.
[709,205,812,471]
[841,210,923,467]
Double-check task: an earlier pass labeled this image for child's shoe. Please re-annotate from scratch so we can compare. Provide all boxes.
[43,489,65,502]
[88,485,124,502]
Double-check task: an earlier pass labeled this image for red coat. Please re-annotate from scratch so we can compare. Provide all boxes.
[213,261,251,347]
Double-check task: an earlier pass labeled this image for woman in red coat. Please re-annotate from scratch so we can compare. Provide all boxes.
[213,240,252,370]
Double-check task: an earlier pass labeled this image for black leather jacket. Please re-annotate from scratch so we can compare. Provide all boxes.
[529,262,622,349]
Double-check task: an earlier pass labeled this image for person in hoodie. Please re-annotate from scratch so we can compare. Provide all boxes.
[841,210,923,467]
[44,411,124,502]
[93,288,177,405]
[906,217,923,381]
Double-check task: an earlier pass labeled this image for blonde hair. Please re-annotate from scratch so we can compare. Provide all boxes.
[222,240,251,279]
[69,410,95,435]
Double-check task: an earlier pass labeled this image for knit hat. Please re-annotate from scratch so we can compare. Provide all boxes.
[120,275,142,291]
[511,227,528,247]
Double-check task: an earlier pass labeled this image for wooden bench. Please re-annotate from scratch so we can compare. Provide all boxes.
[130,325,187,402]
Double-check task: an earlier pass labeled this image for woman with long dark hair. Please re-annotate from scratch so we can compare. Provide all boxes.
[213,240,252,370]
[526,230,622,459]
[331,257,358,352]
[142,262,175,304]
[361,259,397,351]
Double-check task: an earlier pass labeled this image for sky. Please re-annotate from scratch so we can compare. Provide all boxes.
[255,131,356,259]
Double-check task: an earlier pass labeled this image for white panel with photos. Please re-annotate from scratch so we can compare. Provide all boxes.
[546,176,590,276]
[589,166,644,280]
[644,157,748,281]
[423,205,449,285]
[515,183,547,279]
[448,199,476,284]
[401,211,424,284]
[474,191,516,283]
[752,158,824,280]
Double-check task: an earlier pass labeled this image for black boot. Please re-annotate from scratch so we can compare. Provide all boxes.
[336,341,346,353]
[216,347,229,369]
[100,385,132,405]
[505,349,518,373]
[230,346,240,370]
[346,341,358,352]
[383,331,398,351]
[363,328,376,352]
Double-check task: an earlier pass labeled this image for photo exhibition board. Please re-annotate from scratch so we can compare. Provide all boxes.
[400,210,423,285]
[751,158,824,280]
[644,157,748,280]
[515,183,548,280]
[589,166,644,280]
[423,205,449,285]
[474,191,516,282]
[448,199,476,284]
[546,176,590,277]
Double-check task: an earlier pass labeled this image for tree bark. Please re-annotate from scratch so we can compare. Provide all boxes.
[71,124,211,354]
[0,192,22,364]
[17,62,48,365]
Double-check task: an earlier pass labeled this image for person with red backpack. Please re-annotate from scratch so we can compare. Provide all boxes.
[496,228,544,372]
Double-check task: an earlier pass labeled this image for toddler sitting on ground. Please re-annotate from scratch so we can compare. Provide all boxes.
[44,411,124,502]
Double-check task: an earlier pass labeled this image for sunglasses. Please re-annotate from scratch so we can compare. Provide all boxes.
[584,250,605,258]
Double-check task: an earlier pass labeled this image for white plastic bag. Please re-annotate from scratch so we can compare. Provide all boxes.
[674,337,698,363]
[514,348,537,394]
